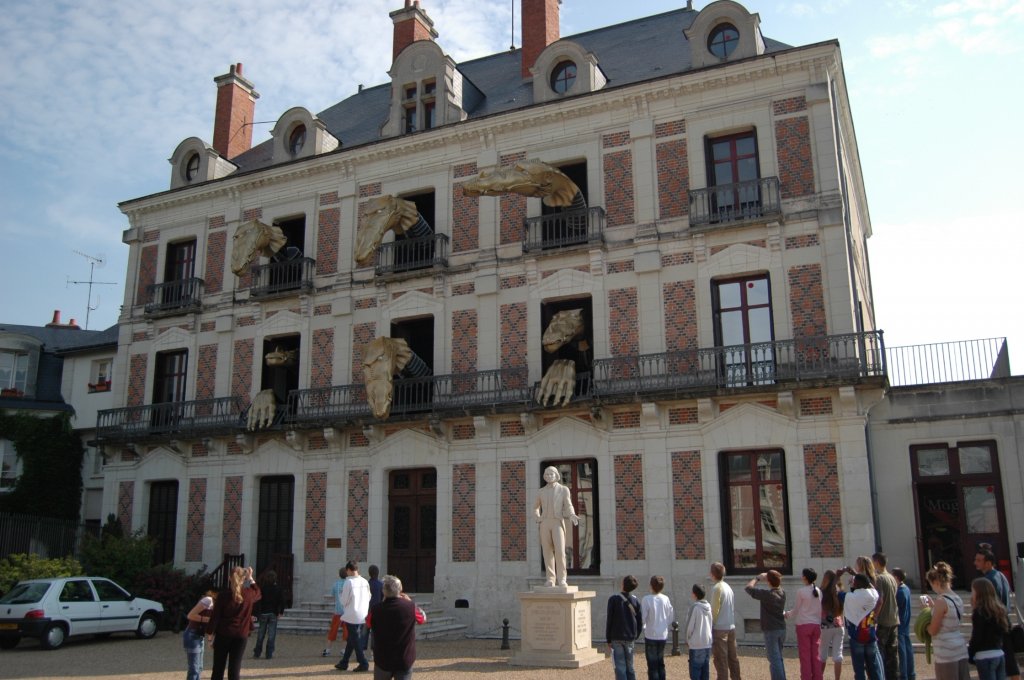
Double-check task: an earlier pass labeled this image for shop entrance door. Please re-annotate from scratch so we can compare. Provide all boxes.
[911,441,1009,589]
[387,468,436,593]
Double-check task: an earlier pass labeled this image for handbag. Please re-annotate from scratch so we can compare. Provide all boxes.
[1011,623,1024,654]
[856,611,876,644]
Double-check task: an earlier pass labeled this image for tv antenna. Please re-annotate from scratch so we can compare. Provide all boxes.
[67,250,116,330]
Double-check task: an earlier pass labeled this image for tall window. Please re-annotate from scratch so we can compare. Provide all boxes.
[721,450,790,573]
[257,475,294,577]
[539,459,599,575]
[161,240,197,308]
[707,131,760,221]
[148,481,178,565]
[0,351,29,394]
[538,161,588,249]
[153,350,188,404]
[713,274,774,385]
[0,439,19,490]
[402,79,437,134]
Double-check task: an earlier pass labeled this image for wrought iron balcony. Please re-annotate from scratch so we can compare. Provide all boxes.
[689,177,781,228]
[97,396,245,442]
[886,337,1009,387]
[250,257,315,298]
[288,383,371,426]
[375,234,449,276]
[523,206,605,252]
[144,277,204,316]
[592,331,885,398]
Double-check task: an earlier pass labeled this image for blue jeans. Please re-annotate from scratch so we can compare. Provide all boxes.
[253,613,277,658]
[183,628,205,680]
[897,631,916,680]
[849,636,884,680]
[645,639,666,680]
[340,622,368,668]
[689,647,711,680]
[610,640,637,680]
[764,628,787,680]
[975,655,1005,680]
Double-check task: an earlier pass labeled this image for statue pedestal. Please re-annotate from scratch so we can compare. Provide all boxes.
[509,585,604,668]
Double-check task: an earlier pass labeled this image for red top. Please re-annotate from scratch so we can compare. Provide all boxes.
[209,584,261,639]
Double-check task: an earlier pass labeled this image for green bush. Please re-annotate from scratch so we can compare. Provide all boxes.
[78,514,154,586]
[133,564,214,630]
[0,553,83,594]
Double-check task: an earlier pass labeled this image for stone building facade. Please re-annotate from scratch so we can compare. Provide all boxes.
[102,0,885,637]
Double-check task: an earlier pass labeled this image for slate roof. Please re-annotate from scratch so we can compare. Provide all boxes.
[0,324,116,353]
[228,7,792,175]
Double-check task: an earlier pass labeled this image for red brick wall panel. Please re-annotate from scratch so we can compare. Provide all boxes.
[804,444,843,558]
[608,288,639,357]
[231,339,254,400]
[136,245,157,306]
[221,476,243,555]
[451,310,478,374]
[500,461,526,561]
[196,344,217,401]
[312,328,335,389]
[347,470,369,561]
[317,207,340,275]
[205,230,227,294]
[671,450,705,559]
[603,150,635,227]
[117,481,134,531]
[452,181,480,253]
[305,471,327,562]
[352,322,376,382]
[668,407,699,425]
[452,464,476,562]
[657,138,689,219]
[663,280,698,352]
[775,117,815,198]
[800,396,833,416]
[186,478,206,561]
[614,454,645,560]
[500,302,527,369]
[789,264,827,338]
[127,354,147,407]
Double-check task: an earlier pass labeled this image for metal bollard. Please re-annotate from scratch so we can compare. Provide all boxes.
[671,620,682,656]
[501,618,510,650]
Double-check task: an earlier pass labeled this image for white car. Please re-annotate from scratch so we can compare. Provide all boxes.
[0,576,164,650]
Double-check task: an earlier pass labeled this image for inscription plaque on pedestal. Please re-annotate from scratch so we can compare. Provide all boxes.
[510,587,603,668]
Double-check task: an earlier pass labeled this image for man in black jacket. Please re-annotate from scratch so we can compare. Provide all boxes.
[368,575,426,679]
[607,575,643,680]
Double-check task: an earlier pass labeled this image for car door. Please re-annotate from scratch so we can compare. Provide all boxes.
[55,579,103,635]
[91,578,137,633]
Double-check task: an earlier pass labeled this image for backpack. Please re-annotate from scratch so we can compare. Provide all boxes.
[856,610,877,644]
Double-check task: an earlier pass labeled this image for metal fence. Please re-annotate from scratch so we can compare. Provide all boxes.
[0,513,94,561]
[886,338,1009,387]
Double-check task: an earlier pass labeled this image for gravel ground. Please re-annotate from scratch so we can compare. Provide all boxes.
[0,631,931,680]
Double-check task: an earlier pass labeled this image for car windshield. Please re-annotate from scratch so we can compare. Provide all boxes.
[0,582,51,604]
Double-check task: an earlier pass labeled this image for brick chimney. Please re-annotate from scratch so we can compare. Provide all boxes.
[390,0,439,62]
[212,63,260,160]
[522,0,560,78]
[45,310,80,329]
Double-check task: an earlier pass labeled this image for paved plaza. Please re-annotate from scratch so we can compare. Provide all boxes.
[0,631,931,680]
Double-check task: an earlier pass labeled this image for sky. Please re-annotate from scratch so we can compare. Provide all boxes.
[1,0,1022,373]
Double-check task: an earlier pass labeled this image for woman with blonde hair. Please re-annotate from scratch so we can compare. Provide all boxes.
[968,577,1009,680]
[924,562,969,680]
[854,556,877,585]
[209,566,261,680]
[818,570,845,680]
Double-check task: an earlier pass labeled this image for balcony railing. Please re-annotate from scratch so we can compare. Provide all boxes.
[524,206,605,252]
[689,177,781,227]
[592,331,885,398]
[288,383,371,426]
[886,338,1009,387]
[97,396,245,442]
[375,234,449,276]
[145,277,204,316]
[250,257,315,297]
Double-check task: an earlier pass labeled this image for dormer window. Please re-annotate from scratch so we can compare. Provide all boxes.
[288,124,306,156]
[708,23,740,58]
[185,153,201,181]
[401,79,437,134]
[550,61,577,94]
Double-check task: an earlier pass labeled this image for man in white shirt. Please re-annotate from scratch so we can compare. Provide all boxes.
[336,560,371,672]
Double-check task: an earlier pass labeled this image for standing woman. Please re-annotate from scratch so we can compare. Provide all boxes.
[925,562,969,680]
[746,570,787,680]
[819,570,845,680]
[968,577,1009,680]
[854,556,877,585]
[786,568,823,680]
[209,566,261,680]
[183,591,216,680]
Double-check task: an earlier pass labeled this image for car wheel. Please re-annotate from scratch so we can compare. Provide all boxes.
[0,636,20,650]
[40,624,66,650]
[135,612,158,639]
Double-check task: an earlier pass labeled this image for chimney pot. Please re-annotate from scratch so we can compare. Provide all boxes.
[51,310,61,324]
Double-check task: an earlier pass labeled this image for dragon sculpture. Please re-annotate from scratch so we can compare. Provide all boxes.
[537,309,587,408]
[264,346,297,367]
[354,195,433,267]
[361,336,432,420]
[231,219,288,276]
[461,159,586,211]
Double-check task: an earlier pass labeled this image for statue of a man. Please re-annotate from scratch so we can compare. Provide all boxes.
[534,466,580,587]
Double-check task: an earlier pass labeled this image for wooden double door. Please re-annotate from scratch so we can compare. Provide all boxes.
[387,468,436,593]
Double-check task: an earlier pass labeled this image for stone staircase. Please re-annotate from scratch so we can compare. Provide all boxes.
[272,595,467,640]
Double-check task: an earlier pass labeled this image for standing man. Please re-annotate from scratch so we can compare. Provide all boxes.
[367,575,426,680]
[361,565,384,661]
[975,545,1019,680]
[534,465,580,587]
[745,570,787,680]
[607,575,644,680]
[336,560,371,672]
[709,562,742,680]
[871,553,900,680]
